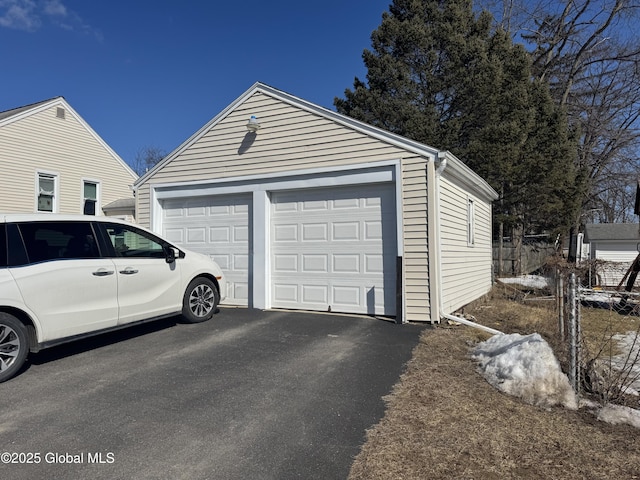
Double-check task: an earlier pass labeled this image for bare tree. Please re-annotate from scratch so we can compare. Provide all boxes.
[479,0,640,225]
[132,146,166,176]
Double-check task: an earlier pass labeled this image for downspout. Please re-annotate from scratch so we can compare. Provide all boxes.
[431,151,503,336]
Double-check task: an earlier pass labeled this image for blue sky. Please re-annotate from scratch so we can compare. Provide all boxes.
[0,0,391,167]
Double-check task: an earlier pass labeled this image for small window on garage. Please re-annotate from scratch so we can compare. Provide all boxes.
[467,198,475,246]
[83,181,98,215]
[37,173,57,212]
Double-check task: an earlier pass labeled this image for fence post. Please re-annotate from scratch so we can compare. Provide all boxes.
[576,276,582,396]
[557,268,565,342]
[568,272,578,392]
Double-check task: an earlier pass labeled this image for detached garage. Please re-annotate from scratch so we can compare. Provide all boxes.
[134,83,498,323]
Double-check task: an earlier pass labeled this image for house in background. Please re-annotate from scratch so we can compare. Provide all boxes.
[581,223,640,287]
[134,82,498,323]
[0,97,137,220]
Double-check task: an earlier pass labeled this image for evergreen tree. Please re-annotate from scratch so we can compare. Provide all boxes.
[335,0,580,244]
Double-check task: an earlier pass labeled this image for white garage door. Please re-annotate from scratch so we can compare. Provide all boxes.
[271,183,397,316]
[161,195,251,306]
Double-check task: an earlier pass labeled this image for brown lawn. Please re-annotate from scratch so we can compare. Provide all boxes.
[348,286,640,480]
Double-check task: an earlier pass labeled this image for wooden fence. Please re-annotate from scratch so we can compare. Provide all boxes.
[493,241,557,276]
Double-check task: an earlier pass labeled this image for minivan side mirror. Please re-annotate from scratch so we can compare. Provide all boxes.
[164,246,177,264]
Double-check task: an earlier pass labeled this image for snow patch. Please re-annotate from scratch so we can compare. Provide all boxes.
[472,333,578,410]
[498,275,550,289]
[470,332,640,428]
[611,331,640,395]
[597,404,640,429]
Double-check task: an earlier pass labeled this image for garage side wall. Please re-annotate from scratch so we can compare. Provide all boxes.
[438,175,493,314]
[136,91,432,321]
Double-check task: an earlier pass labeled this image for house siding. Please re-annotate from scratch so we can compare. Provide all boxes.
[439,175,493,313]
[0,101,136,215]
[137,91,432,321]
[589,241,638,287]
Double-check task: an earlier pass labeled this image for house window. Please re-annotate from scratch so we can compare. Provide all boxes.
[83,181,98,215]
[467,198,475,246]
[37,173,57,212]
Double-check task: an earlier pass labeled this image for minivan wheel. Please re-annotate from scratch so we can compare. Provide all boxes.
[182,277,220,323]
[0,313,29,383]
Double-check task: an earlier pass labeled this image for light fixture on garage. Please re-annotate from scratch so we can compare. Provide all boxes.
[246,115,261,133]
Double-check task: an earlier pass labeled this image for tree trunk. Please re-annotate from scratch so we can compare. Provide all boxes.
[512,224,523,276]
[498,221,504,277]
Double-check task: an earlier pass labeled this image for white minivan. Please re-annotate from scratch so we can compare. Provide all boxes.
[0,214,226,382]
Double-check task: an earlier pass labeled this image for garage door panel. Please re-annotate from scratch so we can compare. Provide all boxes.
[333,285,360,306]
[364,221,382,240]
[333,254,359,273]
[274,284,298,302]
[302,254,329,272]
[302,224,328,241]
[234,253,249,271]
[234,225,249,242]
[164,228,184,244]
[274,224,297,242]
[334,197,359,209]
[365,254,384,273]
[303,285,329,304]
[162,195,251,306]
[215,254,231,271]
[233,283,249,302]
[333,222,359,241]
[187,227,206,243]
[210,205,231,215]
[303,199,328,211]
[274,254,297,272]
[186,204,206,216]
[271,184,396,316]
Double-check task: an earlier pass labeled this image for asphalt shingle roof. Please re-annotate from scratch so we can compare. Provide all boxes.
[0,97,62,122]
[583,223,640,242]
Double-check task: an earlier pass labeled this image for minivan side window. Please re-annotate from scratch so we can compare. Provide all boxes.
[0,224,6,268]
[17,222,100,264]
[103,224,166,258]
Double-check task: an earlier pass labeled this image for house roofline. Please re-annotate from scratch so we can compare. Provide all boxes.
[0,97,138,181]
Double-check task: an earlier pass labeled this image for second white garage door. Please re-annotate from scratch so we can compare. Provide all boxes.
[270,183,397,316]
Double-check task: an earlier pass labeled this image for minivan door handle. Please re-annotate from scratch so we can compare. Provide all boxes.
[119,268,139,275]
[92,269,115,277]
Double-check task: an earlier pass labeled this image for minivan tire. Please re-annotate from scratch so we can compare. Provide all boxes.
[0,313,29,383]
[182,277,220,323]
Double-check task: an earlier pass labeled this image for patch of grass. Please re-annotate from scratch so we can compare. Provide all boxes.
[580,305,639,357]
[348,287,640,480]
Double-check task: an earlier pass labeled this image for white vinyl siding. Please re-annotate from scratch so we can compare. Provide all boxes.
[401,160,429,320]
[137,92,432,322]
[439,176,493,314]
[590,241,639,286]
[0,101,137,215]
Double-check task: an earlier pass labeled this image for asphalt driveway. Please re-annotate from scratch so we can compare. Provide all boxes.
[0,308,426,480]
